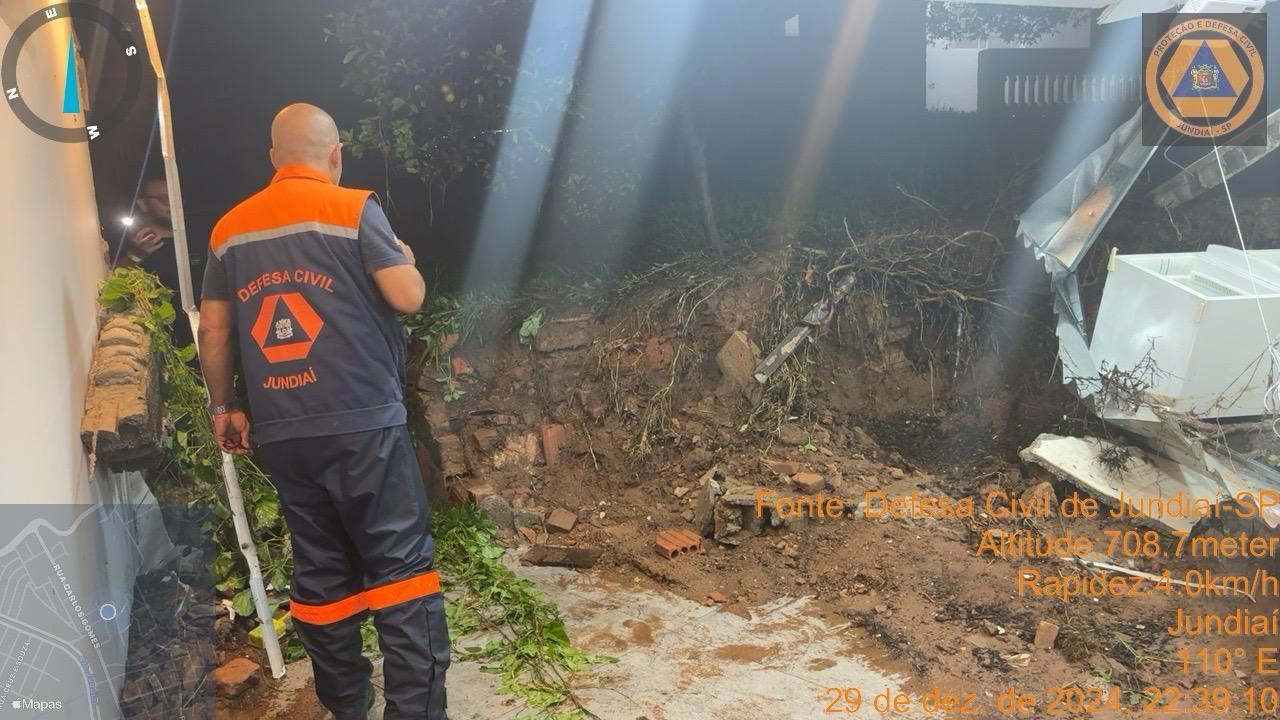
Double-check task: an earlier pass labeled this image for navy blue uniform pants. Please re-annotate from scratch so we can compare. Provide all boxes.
[257,425,450,719]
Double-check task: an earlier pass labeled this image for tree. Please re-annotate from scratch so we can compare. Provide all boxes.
[926,2,1090,46]
[326,0,578,219]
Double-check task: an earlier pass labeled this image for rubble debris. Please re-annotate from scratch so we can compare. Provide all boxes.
[120,572,216,719]
[1022,433,1230,534]
[766,459,800,476]
[80,312,163,471]
[753,272,857,383]
[478,495,516,533]
[213,657,260,699]
[541,423,569,466]
[462,480,496,506]
[424,396,450,428]
[708,591,729,604]
[534,320,593,352]
[547,508,579,533]
[777,423,808,446]
[673,486,691,498]
[471,427,500,452]
[791,472,826,494]
[492,432,540,469]
[1034,620,1060,651]
[693,470,725,536]
[655,528,705,559]
[523,545,602,569]
[715,330,761,393]
[714,503,745,544]
[450,355,475,376]
[434,433,468,475]
[971,646,1011,672]
[851,426,878,450]
[1021,481,1057,518]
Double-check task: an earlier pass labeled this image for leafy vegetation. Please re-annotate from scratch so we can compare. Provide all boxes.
[436,504,610,719]
[98,269,291,616]
[927,2,1090,45]
[519,308,545,347]
[104,268,606,716]
[326,0,578,212]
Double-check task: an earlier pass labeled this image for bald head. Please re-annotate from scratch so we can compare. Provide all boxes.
[269,103,342,182]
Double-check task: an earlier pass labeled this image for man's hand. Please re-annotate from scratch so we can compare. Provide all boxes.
[213,410,252,455]
[128,225,166,258]
[396,237,416,265]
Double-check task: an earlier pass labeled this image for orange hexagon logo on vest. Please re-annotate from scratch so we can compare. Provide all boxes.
[251,292,324,363]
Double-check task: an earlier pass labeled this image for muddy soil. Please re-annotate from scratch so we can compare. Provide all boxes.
[219,235,1278,718]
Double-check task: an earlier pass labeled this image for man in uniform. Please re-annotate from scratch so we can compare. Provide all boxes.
[198,103,449,719]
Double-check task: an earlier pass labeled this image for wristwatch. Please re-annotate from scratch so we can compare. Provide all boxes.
[209,402,238,415]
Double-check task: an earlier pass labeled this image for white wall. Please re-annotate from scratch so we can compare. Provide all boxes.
[0,3,159,718]
[0,2,106,504]
[927,15,1094,111]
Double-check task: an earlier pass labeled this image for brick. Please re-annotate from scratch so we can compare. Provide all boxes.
[471,427,500,452]
[451,355,474,376]
[463,481,496,505]
[541,423,569,466]
[425,399,450,428]
[546,508,578,533]
[213,657,259,698]
[655,528,705,559]
[791,472,826,493]
[766,459,800,476]
[708,591,729,604]
[435,433,468,475]
[1034,620,1060,651]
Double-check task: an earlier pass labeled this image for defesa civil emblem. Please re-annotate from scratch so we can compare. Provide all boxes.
[1143,14,1267,145]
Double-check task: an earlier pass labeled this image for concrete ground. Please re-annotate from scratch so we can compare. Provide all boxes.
[266,557,924,720]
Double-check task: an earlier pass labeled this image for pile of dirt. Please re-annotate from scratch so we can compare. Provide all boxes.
[119,571,218,720]
[393,232,1277,714]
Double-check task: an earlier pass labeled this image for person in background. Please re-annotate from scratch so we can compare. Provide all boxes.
[118,176,200,347]
[198,103,449,720]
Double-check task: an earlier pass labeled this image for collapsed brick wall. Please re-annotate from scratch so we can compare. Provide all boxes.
[80,312,163,471]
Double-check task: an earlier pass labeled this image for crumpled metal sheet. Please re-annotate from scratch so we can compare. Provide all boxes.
[1018,111,1163,275]
[1016,109,1170,395]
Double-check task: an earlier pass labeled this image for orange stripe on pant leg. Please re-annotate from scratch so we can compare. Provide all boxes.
[291,594,369,625]
[363,570,442,612]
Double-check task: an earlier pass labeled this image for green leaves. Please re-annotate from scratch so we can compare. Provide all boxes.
[519,308,545,347]
[99,267,292,640]
[231,588,255,617]
[433,505,610,717]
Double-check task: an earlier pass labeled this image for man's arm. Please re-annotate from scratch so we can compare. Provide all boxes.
[198,298,251,453]
[360,199,425,313]
[198,300,236,407]
[372,240,426,313]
